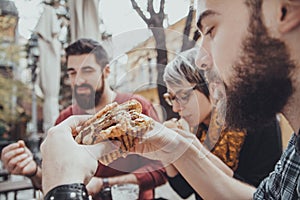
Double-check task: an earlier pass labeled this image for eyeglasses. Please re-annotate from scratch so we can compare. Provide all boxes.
[163,85,197,106]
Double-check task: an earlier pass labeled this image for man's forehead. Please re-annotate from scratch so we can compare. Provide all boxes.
[69,53,95,60]
[196,0,240,20]
[196,0,209,16]
[196,0,219,14]
[196,0,221,27]
[68,54,96,64]
[67,54,100,69]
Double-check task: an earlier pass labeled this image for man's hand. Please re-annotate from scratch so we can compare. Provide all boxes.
[41,115,121,195]
[163,118,189,131]
[131,121,196,166]
[86,177,104,196]
[1,140,37,176]
[87,174,139,198]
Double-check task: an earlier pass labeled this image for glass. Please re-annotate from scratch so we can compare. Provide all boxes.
[111,184,139,200]
[99,187,112,200]
[163,85,197,106]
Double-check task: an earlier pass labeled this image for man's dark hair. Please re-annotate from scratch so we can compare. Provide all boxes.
[65,38,109,69]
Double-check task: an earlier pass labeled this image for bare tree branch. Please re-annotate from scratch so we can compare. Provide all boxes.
[193,29,201,42]
[130,0,149,24]
[159,0,165,15]
[181,5,194,51]
[130,0,177,120]
[147,0,154,13]
[181,0,200,51]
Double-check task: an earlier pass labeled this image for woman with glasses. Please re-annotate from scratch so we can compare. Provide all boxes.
[162,49,282,200]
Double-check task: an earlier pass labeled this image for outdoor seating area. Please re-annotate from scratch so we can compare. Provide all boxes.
[1,0,300,199]
[0,165,189,200]
[0,178,36,200]
[0,164,38,200]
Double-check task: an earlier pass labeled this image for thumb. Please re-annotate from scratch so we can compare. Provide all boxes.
[17,140,25,148]
[81,140,121,161]
[57,115,92,129]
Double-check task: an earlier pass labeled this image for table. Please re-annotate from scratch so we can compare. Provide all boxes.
[0,178,36,200]
[0,168,9,181]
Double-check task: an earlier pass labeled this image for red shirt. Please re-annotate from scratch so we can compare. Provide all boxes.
[55,92,166,200]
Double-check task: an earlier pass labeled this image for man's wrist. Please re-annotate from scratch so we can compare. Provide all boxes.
[26,162,38,178]
[44,183,88,200]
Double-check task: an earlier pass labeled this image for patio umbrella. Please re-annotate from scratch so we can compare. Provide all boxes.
[35,4,61,133]
[69,0,100,42]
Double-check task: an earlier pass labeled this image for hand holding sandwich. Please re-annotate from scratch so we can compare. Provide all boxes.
[41,100,154,198]
[41,115,121,196]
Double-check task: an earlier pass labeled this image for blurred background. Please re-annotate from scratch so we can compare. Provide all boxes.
[0,0,200,146]
[0,0,202,199]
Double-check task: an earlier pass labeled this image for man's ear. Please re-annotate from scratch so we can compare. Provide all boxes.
[103,65,110,79]
[279,2,300,33]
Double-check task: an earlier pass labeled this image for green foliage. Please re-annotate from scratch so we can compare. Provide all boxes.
[0,74,30,123]
[0,38,23,66]
[0,36,30,125]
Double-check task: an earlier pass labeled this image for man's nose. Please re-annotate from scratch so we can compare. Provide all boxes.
[74,74,86,85]
[195,48,213,70]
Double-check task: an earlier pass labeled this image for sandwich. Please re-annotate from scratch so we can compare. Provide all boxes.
[73,99,154,165]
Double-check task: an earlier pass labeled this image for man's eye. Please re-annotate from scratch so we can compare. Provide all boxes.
[82,69,93,73]
[67,71,76,76]
[205,26,215,37]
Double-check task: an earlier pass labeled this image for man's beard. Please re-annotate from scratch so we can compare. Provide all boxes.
[204,67,227,142]
[74,79,105,110]
[224,10,295,132]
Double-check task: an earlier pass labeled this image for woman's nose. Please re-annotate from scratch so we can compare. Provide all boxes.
[172,100,182,113]
[195,47,213,70]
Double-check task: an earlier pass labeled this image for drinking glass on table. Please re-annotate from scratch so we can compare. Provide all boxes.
[111,183,139,200]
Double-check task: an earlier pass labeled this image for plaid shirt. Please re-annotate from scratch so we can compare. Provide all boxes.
[254,133,300,200]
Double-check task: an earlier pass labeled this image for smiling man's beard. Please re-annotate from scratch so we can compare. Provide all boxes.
[224,7,295,132]
[74,79,105,110]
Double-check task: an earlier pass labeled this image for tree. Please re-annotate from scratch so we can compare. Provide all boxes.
[0,37,22,121]
[0,37,34,140]
[181,0,201,51]
[0,74,23,123]
[130,0,178,120]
